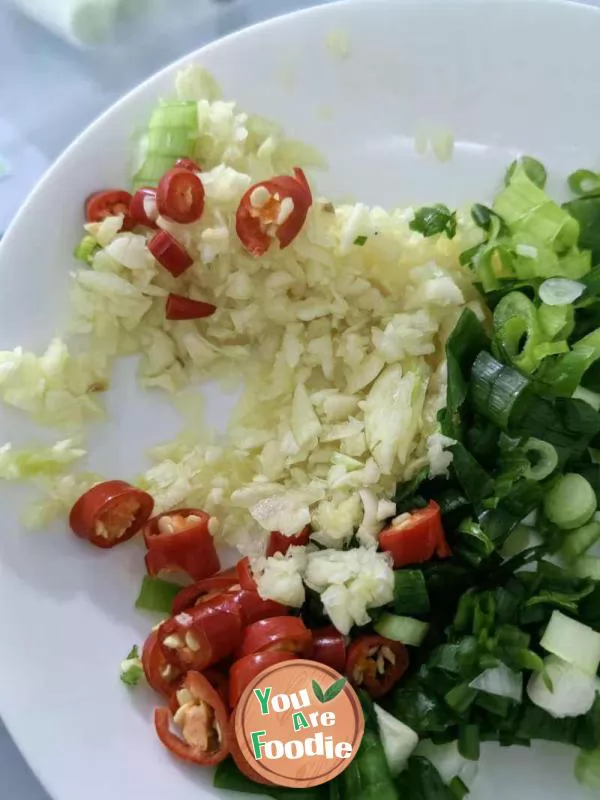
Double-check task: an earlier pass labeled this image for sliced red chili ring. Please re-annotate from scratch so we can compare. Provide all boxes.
[346,635,409,699]
[148,230,193,277]
[229,651,298,707]
[235,167,312,256]
[142,629,182,697]
[172,574,240,615]
[165,293,216,321]
[158,599,242,671]
[236,556,257,591]
[311,626,347,674]
[85,189,134,230]
[237,616,313,659]
[156,168,205,224]
[129,187,159,229]
[154,671,229,766]
[379,500,451,568]
[228,589,288,627]
[202,669,230,710]
[69,480,154,549]
[144,508,220,581]
[266,525,311,557]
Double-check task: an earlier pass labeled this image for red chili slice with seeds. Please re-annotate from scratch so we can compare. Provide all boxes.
[155,670,230,766]
[236,167,312,256]
[346,635,409,699]
[69,481,154,549]
[142,629,182,698]
[144,509,220,581]
[156,168,205,224]
[129,187,159,229]
[158,599,242,672]
[85,189,134,230]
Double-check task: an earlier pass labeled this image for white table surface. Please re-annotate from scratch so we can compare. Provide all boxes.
[0,0,597,798]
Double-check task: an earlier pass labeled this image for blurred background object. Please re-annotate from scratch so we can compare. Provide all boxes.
[8,0,238,47]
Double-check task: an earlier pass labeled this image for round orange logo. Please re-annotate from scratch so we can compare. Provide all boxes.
[234,659,364,788]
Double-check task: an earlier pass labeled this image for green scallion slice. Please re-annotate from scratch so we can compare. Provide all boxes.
[543,473,597,530]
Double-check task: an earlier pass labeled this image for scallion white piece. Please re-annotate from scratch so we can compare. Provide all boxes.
[539,278,586,306]
[415,740,478,788]
[540,610,600,675]
[527,656,597,718]
[373,703,419,776]
[469,663,523,703]
[543,473,597,530]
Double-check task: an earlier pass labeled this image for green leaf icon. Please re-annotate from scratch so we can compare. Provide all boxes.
[312,679,325,703]
[323,677,347,702]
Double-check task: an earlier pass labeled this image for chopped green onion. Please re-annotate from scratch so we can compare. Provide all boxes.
[73,234,99,264]
[573,555,600,580]
[470,351,531,428]
[133,101,198,188]
[393,570,430,615]
[475,692,513,718]
[575,747,600,789]
[440,307,489,438]
[468,349,503,412]
[469,663,523,703]
[445,683,478,714]
[540,610,600,675]
[353,235,368,246]
[496,162,580,256]
[505,155,547,189]
[559,521,600,563]
[522,438,558,481]
[543,473,597,530]
[568,168,600,197]
[493,291,544,373]
[135,575,181,613]
[562,195,600,265]
[500,524,543,559]
[537,303,574,340]
[449,776,470,800]
[374,613,429,646]
[539,278,585,306]
[470,203,506,234]
[541,327,600,396]
[455,518,495,564]
[573,386,600,411]
[133,153,180,190]
[409,204,457,239]
[415,740,479,790]
[458,723,480,761]
[119,645,144,687]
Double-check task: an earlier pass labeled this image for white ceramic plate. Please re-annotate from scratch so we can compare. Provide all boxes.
[0,1,599,798]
